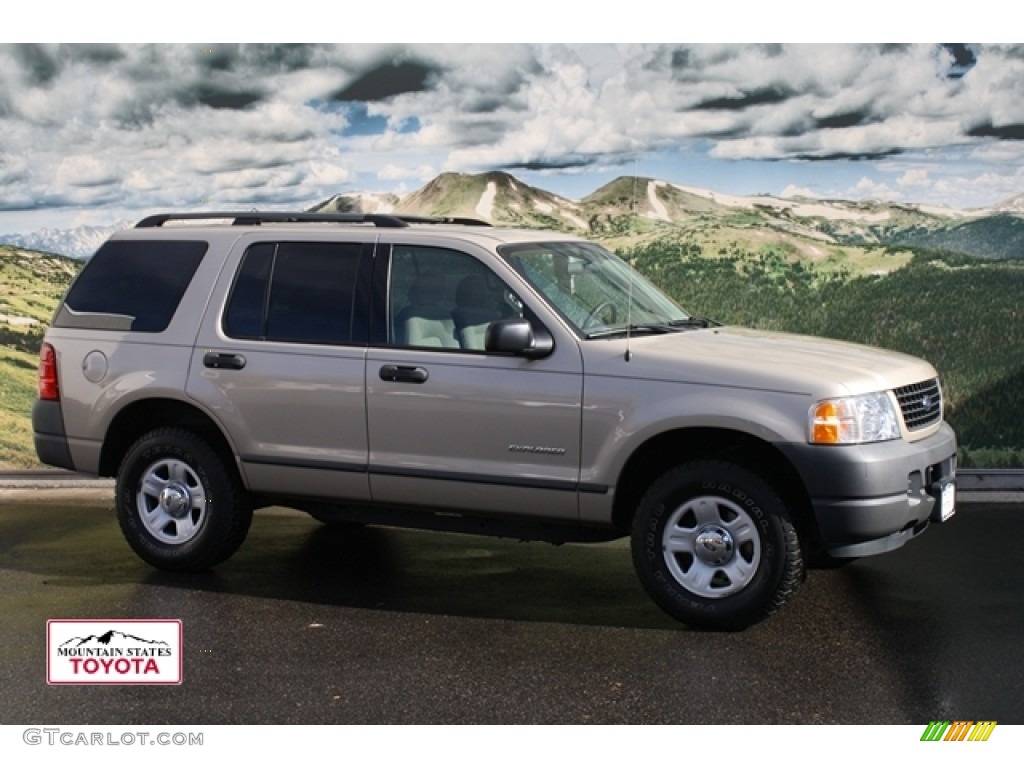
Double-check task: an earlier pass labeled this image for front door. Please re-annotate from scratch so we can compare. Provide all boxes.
[365,243,584,521]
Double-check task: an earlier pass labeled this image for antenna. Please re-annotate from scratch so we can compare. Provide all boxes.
[624,167,637,362]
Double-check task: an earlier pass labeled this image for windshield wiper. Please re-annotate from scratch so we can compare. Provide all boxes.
[585,323,681,339]
[667,316,721,328]
[584,317,719,340]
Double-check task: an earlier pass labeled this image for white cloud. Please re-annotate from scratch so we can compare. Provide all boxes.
[54,155,119,188]
[898,169,930,187]
[378,164,436,181]
[850,176,903,201]
[0,42,1022,230]
[307,161,353,187]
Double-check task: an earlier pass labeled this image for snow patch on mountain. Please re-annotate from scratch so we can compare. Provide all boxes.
[669,182,893,222]
[0,222,129,259]
[350,192,397,213]
[476,181,497,219]
[993,193,1024,214]
[313,192,398,214]
[647,181,671,222]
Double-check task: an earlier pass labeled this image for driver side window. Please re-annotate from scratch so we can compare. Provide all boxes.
[388,246,521,351]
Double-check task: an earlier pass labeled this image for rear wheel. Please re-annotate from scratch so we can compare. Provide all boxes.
[631,461,804,630]
[116,428,252,571]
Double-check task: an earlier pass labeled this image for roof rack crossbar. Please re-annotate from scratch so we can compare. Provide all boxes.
[134,212,492,228]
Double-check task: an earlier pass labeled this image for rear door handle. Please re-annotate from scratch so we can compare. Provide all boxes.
[379,364,429,384]
[203,352,247,370]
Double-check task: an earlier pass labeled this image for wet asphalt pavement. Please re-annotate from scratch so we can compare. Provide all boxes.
[0,494,1021,725]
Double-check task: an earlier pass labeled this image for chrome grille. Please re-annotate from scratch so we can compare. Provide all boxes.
[894,378,942,431]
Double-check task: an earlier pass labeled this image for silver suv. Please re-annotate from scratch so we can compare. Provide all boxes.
[33,212,957,629]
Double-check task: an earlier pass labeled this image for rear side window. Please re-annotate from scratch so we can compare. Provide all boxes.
[224,241,362,345]
[54,240,207,332]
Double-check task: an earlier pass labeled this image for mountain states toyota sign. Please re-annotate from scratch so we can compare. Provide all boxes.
[47,619,182,685]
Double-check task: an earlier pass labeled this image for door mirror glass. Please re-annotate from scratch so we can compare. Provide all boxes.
[485,317,553,359]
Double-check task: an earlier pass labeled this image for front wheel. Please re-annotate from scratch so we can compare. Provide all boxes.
[116,428,252,571]
[631,461,804,630]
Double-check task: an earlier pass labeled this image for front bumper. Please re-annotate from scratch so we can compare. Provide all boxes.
[779,422,957,557]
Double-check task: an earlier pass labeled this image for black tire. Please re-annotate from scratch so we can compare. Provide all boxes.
[116,428,252,571]
[631,460,804,630]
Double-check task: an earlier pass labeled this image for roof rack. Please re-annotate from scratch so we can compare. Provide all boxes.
[134,212,492,229]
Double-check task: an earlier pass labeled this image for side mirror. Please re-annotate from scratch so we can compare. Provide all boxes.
[484,317,554,359]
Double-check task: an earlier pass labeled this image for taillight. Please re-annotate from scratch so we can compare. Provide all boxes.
[38,342,59,401]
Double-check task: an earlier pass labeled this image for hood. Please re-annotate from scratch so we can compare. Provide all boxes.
[582,325,938,399]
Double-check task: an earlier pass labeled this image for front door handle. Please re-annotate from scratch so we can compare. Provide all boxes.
[203,352,247,370]
[379,364,429,384]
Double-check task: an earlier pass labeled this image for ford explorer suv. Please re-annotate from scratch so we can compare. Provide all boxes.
[32,212,957,630]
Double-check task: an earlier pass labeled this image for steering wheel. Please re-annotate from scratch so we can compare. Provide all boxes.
[582,301,618,329]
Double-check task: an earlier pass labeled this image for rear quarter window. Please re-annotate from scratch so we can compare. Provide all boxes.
[54,240,207,332]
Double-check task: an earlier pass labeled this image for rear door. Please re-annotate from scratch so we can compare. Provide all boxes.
[188,234,373,501]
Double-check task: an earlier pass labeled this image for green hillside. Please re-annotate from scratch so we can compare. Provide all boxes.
[623,235,1024,467]
[397,171,588,231]
[0,246,80,467]
[400,171,493,216]
[882,213,1024,260]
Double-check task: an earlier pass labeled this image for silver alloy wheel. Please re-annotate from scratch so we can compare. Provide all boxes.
[136,457,208,545]
[662,494,761,598]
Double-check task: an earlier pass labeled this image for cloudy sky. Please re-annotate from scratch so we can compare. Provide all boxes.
[1,41,1023,234]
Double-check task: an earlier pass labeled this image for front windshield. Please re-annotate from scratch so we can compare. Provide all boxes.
[500,241,690,337]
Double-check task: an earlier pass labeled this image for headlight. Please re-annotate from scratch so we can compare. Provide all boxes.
[809,392,901,444]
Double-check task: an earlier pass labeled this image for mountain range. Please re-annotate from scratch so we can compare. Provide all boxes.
[59,629,170,649]
[3,172,1023,260]
[0,221,131,261]
[316,171,1024,261]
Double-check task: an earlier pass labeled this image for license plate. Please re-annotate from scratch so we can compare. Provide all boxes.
[939,482,956,522]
